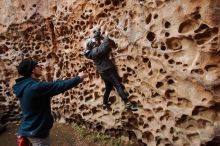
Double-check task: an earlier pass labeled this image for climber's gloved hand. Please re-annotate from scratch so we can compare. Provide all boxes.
[105,31,109,38]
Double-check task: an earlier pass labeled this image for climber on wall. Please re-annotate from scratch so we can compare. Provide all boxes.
[84,28,138,111]
[13,59,87,146]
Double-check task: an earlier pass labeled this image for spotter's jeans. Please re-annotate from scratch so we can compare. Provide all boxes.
[27,136,50,146]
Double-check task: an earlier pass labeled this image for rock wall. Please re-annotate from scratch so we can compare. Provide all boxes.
[0,0,220,145]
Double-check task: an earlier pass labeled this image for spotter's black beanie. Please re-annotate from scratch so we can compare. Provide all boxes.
[17,59,38,77]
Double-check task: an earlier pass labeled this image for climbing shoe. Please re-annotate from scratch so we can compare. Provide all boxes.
[102,103,111,110]
[126,103,138,111]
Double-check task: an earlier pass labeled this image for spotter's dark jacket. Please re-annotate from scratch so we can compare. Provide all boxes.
[13,76,81,138]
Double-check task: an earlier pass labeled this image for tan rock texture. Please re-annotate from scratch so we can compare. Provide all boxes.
[0,0,220,145]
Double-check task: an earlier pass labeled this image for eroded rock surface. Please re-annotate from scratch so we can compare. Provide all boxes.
[0,0,219,146]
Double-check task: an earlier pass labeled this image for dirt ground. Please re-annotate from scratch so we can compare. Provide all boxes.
[0,123,110,146]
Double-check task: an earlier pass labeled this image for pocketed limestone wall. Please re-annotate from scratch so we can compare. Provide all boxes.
[0,0,219,145]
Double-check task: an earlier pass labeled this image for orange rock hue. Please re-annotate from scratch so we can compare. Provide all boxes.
[0,0,219,145]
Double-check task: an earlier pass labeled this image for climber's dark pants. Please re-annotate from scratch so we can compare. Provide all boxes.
[100,69,128,105]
